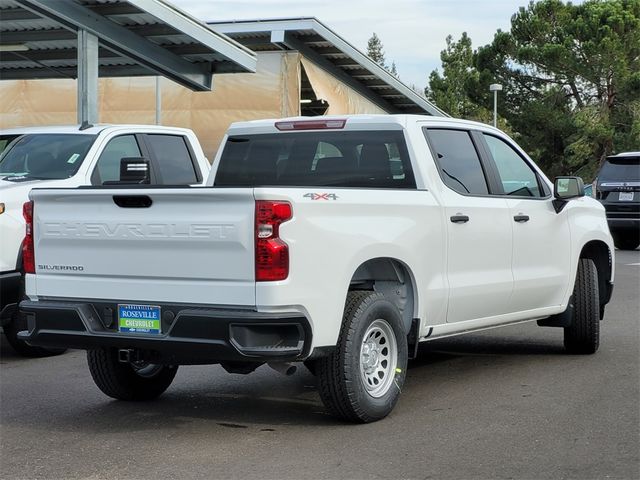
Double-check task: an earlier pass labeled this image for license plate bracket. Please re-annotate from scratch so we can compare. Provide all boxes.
[118,304,161,334]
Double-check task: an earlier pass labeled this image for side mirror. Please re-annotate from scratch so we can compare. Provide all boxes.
[554,176,585,199]
[553,176,585,213]
[120,157,150,184]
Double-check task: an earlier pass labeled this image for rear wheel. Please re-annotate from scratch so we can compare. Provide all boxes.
[3,308,67,358]
[316,291,408,423]
[87,348,178,400]
[564,258,600,354]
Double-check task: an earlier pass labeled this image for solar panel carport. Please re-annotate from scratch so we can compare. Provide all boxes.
[0,0,256,123]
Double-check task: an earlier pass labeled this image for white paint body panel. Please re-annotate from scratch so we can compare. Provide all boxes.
[25,115,615,353]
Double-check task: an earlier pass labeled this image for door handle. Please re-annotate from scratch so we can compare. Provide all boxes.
[513,214,530,223]
[113,195,152,208]
[450,214,470,224]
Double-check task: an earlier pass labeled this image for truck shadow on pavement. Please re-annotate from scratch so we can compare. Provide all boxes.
[1,331,568,431]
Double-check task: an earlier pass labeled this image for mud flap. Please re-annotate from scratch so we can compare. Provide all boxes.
[538,297,574,328]
[407,318,420,359]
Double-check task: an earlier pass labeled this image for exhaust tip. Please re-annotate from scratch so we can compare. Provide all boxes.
[268,362,297,376]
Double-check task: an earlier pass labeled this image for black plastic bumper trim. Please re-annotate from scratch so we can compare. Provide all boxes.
[19,300,311,365]
[0,271,22,321]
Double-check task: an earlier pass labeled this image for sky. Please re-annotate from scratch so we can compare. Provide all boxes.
[170,0,539,91]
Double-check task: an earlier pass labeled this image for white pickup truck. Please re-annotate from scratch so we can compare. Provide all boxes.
[19,115,614,422]
[0,124,210,356]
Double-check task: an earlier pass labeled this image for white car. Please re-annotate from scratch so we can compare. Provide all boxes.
[19,115,614,422]
[0,124,211,356]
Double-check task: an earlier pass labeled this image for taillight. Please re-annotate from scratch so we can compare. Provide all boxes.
[22,201,35,274]
[255,200,292,281]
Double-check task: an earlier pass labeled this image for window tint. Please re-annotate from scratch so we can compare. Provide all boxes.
[483,134,542,197]
[425,129,488,195]
[0,134,96,179]
[94,135,141,184]
[215,131,415,189]
[145,134,197,185]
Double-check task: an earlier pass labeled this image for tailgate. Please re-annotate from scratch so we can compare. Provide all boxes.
[29,188,256,306]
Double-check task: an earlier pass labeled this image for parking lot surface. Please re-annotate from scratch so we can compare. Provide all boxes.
[1,250,638,480]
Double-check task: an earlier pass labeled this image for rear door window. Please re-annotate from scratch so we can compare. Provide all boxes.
[424,129,489,195]
[215,131,415,189]
[144,134,198,185]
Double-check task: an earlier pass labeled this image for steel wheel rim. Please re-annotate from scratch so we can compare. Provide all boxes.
[359,318,397,398]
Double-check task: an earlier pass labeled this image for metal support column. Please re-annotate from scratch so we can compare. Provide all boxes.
[155,76,162,125]
[77,29,99,125]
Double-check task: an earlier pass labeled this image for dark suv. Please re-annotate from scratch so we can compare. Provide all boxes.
[595,152,640,250]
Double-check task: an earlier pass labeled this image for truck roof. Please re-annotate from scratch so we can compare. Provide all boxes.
[226,114,503,136]
[0,124,194,135]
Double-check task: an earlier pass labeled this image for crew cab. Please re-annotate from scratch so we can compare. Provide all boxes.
[0,124,210,356]
[19,115,614,422]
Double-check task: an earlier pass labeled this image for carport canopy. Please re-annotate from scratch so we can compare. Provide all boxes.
[210,18,446,116]
[0,0,257,123]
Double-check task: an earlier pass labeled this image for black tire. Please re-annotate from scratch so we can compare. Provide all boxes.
[316,291,408,423]
[613,235,639,251]
[3,308,67,358]
[564,258,600,354]
[87,348,178,401]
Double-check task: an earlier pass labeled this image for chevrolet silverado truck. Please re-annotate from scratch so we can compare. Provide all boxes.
[19,115,614,422]
[0,124,210,356]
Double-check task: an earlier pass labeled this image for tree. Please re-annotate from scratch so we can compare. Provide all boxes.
[425,32,489,120]
[367,33,402,78]
[366,33,386,68]
[426,0,640,179]
[390,61,398,77]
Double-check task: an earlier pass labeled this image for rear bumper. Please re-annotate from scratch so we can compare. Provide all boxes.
[19,300,312,365]
[606,218,639,231]
[0,271,22,324]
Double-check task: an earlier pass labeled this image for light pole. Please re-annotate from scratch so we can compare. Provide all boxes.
[489,83,502,128]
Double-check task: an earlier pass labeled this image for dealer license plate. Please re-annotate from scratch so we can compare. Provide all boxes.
[118,304,161,334]
[619,192,634,201]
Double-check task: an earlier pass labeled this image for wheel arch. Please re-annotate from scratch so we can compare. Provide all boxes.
[579,240,613,313]
[349,257,418,333]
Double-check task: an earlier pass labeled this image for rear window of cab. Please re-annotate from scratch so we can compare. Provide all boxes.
[214,130,416,189]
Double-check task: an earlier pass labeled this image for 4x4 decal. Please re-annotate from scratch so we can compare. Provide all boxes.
[304,193,338,201]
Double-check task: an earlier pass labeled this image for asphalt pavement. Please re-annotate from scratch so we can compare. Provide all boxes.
[1,250,638,480]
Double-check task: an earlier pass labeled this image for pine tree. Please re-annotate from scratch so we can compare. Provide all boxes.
[366,33,386,68]
[390,61,398,77]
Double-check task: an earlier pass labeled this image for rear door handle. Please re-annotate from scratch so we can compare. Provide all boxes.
[450,214,469,224]
[514,214,530,223]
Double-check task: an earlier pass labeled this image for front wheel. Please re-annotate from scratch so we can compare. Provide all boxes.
[87,348,178,401]
[316,291,408,423]
[564,258,600,354]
